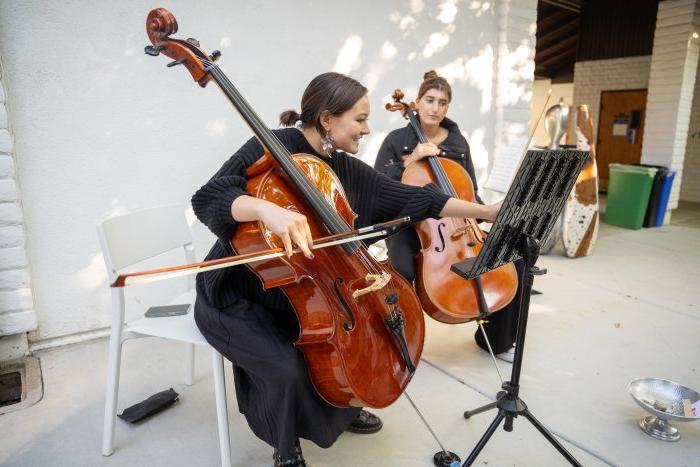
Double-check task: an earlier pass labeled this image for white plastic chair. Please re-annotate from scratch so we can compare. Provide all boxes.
[97,205,231,467]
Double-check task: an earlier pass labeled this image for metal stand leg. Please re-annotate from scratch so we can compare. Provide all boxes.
[212,349,232,467]
[185,343,195,386]
[462,410,506,466]
[463,400,498,419]
[458,236,582,467]
[523,411,581,467]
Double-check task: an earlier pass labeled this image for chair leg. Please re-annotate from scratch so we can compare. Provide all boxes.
[212,349,232,467]
[102,332,124,456]
[185,343,195,386]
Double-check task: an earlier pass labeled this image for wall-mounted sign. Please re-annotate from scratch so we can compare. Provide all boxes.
[613,114,629,136]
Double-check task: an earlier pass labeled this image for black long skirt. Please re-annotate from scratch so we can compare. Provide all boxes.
[194,280,361,459]
[386,228,519,354]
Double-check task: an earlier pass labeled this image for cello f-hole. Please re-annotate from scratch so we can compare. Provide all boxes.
[435,222,447,252]
[334,278,356,331]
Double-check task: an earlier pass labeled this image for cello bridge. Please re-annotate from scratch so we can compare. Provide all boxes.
[451,223,483,245]
[352,272,392,298]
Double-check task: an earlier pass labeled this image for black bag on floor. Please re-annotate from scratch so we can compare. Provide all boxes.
[118,388,179,423]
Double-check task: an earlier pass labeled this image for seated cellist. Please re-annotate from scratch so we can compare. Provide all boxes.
[192,72,501,466]
[374,71,521,362]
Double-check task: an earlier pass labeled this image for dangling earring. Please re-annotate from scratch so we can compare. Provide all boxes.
[321,130,334,156]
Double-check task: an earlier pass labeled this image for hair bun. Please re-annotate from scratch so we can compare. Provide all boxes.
[423,70,439,81]
[279,110,301,127]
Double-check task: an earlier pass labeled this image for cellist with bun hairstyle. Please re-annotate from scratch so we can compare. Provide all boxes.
[192,71,503,467]
[374,70,521,361]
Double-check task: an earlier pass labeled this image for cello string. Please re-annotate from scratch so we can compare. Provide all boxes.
[359,249,380,275]
[206,59,416,296]
[205,60,389,284]
[152,31,420,403]
[396,95,508,341]
[206,60,356,242]
[406,108,455,196]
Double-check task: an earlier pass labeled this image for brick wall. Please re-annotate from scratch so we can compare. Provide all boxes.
[573,0,700,207]
[641,0,700,208]
[0,62,37,337]
[573,56,652,143]
[683,54,700,202]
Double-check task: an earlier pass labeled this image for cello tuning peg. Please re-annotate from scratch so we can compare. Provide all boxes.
[186,37,200,47]
[144,45,166,56]
[166,58,187,67]
[211,50,221,61]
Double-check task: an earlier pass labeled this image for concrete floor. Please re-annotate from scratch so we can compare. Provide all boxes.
[1,203,699,467]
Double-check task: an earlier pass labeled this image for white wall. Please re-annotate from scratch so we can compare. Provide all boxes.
[531,79,574,147]
[642,0,700,209]
[0,0,535,342]
[682,53,700,202]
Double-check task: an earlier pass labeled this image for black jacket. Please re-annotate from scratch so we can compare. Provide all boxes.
[374,117,483,204]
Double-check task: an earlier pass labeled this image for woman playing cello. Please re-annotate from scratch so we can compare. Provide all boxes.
[374,71,521,361]
[192,72,501,466]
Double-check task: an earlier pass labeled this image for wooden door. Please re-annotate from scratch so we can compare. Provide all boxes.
[596,89,648,188]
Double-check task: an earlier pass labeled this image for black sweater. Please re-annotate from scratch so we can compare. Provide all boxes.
[191,127,450,309]
[374,117,483,204]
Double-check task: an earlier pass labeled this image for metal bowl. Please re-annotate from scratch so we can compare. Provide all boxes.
[628,378,700,441]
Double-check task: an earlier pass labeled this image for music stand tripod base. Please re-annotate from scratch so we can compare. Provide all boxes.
[457,237,581,466]
[450,149,589,467]
[464,391,526,424]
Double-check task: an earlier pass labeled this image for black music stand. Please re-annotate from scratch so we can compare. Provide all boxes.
[450,149,589,467]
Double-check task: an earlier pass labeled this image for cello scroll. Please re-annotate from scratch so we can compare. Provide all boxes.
[144,8,220,86]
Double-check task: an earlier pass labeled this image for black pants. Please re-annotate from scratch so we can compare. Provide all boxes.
[194,278,360,460]
[386,228,520,354]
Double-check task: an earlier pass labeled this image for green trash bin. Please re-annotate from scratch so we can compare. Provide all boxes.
[605,164,657,229]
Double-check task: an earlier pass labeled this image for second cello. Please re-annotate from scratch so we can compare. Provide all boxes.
[385,89,518,324]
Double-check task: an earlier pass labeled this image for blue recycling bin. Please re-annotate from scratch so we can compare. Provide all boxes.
[654,169,676,226]
[628,164,675,227]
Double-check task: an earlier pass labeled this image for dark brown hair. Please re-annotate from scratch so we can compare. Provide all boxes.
[279,72,368,135]
[417,70,452,102]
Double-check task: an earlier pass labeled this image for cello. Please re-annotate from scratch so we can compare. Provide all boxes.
[386,89,518,323]
[145,9,423,409]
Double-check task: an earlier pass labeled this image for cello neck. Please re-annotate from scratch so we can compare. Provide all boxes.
[206,64,356,242]
[405,109,457,198]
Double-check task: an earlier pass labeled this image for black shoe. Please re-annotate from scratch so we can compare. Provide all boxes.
[273,444,307,467]
[346,409,383,434]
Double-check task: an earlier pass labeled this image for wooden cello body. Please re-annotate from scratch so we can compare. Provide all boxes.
[235,154,424,408]
[403,159,518,323]
[387,90,518,323]
[146,9,424,409]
